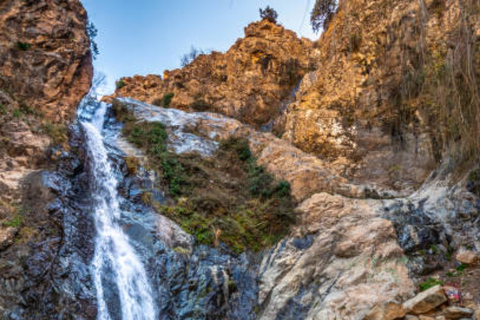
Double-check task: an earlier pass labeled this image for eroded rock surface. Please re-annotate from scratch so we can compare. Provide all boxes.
[0,0,93,122]
[110,19,316,128]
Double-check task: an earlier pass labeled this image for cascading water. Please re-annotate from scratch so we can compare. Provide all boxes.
[79,100,156,320]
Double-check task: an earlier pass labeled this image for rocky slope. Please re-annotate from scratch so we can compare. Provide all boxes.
[0,0,93,317]
[0,0,479,319]
[110,19,317,128]
[112,2,480,319]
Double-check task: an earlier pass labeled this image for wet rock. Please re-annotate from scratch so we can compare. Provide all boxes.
[402,285,447,314]
[456,250,479,265]
[443,306,474,319]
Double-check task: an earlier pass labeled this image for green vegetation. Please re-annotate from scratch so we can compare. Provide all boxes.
[311,0,338,33]
[162,92,174,108]
[16,41,31,51]
[0,103,6,115]
[419,278,443,291]
[41,122,68,145]
[2,214,23,228]
[114,101,296,253]
[259,6,278,23]
[12,108,22,118]
[116,79,126,89]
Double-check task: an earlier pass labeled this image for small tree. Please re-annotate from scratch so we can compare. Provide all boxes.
[180,46,204,67]
[310,0,338,33]
[87,20,99,60]
[259,6,278,23]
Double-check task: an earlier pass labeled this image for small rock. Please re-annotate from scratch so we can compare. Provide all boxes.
[364,301,406,320]
[419,316,435,320]
[456,250,479,265]
[0,226,18,251]
[434,316,445,320]
[443,306,474,319]
[403,285,447,314]
[405,316,419,320]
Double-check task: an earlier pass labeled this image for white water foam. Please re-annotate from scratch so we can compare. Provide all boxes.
[81,104,156,320]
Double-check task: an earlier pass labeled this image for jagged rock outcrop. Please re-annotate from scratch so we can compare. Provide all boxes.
[110,19,316,127]
[278,0,480,192]
[0,0,93,122]
[0,0,94,318]
[0,0,92,209]
[111,1,480,319]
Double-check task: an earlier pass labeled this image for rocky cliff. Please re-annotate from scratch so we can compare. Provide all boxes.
[0,0,93,317]
[112,2,480,319]
[0,0,92,211]
[111,19,316,128]
[0,0,479,319]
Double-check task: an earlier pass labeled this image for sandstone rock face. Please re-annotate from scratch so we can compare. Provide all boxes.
[0,0,92,206]
[0,0,93,122]
[111,19,316,128]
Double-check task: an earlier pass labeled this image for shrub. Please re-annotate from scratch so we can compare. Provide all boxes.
[41,122,68,145]
[87,20,99,60]
[259,6,278,23]
[116,79,126,89]
[180,46,204,67]
[419,278,443,291]
[3,214,23,228]
[12,109,22,118]
[16,41,31,51]
[162,92,174,108]
[311,0,338,33]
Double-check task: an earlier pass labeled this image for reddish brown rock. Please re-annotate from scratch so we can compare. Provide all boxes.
[111,19,315,128]
[0,0,93,123]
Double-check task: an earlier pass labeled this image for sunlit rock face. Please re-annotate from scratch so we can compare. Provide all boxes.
[0,0,93,123]
[110,19,317,128]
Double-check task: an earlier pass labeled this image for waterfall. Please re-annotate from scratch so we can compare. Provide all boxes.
[80,101,156,320]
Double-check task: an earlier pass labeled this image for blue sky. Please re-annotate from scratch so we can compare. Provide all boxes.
[81,0,318,94]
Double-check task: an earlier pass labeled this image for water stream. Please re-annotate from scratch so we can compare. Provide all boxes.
[80,101,156,320]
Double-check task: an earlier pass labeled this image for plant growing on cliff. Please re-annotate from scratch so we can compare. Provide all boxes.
[16,41,31,51]
[259,6,278,23]
[114,101,296,253]
[180,46,205,67]
[310,0,338,33]
[162,92,174,108]
[116,79,126,89]
[86,20,99,60]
